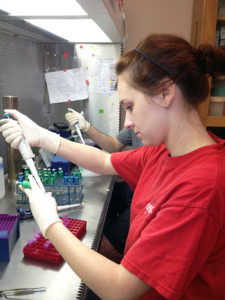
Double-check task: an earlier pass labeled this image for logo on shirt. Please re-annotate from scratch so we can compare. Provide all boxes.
[144,203,155,215]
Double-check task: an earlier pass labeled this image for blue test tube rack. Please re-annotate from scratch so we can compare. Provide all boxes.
[16,167,84,205]
[0,214,20,261]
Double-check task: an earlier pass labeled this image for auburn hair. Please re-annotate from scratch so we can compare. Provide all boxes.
[116,34,225,106]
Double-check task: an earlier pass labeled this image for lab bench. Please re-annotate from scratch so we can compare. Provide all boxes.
[0,174,115,300]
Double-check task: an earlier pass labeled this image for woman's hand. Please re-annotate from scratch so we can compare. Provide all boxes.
[65,108,90,132]
[0,109,61,154]
[0,109,42,148]
[21,174,62,238]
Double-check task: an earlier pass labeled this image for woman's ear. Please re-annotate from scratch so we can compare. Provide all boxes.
[152,83,175,108]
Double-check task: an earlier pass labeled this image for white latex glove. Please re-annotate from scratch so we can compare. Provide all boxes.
[0,118,23,148]
[0,109,60,154]
[21,174,62,238]
[65,108,90,132]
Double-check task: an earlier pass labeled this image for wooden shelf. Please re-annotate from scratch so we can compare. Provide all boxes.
[207,115,225,127]
[217,16,225,21]
[217,16,225,26]
[191,0,225,130]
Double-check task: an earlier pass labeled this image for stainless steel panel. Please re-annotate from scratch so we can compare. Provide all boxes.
[0,33,46,173]
[0,30,121,175]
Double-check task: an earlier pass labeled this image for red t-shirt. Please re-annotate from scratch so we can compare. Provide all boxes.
[111,134,225,300]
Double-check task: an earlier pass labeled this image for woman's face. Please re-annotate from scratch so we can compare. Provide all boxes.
[117,73,167,146]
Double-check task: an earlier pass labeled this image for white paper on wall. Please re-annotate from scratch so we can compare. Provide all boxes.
[97,60,117,95]
[45,68,88,104]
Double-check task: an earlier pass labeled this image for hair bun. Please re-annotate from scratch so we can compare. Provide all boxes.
[196,44,214,76]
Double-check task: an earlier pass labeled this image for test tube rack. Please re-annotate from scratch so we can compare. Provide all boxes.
[0,214,20,261]
[23,217,86,264]
[16,167,84,206]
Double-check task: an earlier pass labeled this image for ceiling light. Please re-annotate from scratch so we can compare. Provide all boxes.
[26,19,112,42]
[0,0,113,42]
[0,0,87,16]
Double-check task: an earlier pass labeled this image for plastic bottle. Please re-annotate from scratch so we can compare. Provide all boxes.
[0,157,5,199]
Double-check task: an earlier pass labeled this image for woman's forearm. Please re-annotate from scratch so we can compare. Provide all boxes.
[86,125,124,153]
[56,137,117,175]
[46,222,150,300]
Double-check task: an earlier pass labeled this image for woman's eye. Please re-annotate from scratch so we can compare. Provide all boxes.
[126,105,132,111]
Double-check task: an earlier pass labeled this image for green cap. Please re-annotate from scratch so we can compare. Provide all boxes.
[17,180,31,189]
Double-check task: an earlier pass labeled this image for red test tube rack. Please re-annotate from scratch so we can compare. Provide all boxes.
[23,217,86,264]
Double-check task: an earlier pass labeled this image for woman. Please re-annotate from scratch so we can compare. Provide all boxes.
[1,34,225,299]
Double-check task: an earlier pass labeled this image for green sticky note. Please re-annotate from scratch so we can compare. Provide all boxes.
[99,109,104,114]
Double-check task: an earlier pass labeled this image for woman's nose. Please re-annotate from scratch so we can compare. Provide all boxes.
[124,115,134,130]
